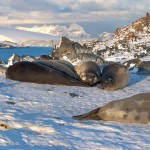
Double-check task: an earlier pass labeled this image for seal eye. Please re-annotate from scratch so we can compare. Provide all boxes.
[108,78,112,82]
[93,75,96,78]
[126,107,132,112]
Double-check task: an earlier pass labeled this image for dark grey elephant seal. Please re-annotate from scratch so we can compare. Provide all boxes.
[74,61,101,85]
[46,59,75,71]
[101,64,130,91]
[73,93,150,124]
[5,61,89,86]
[35,60,76,75]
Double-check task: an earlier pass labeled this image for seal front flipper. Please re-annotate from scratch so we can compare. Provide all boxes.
[73,107,102,120]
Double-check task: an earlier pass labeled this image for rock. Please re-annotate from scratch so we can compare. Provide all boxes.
[8,54,21,66]
[7,54,36,66]
[52,37,104,64]
[122,58,142,70]
[0,60,5,64]
[38,55,53,60]
[137,61,150,74]
[21,55,35,62]
[0,65,7,74]
[52,37,91,59]
[77,53,104,65]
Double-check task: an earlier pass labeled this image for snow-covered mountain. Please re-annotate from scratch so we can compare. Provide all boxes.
[0,26,60,43]
[98,32,113,42]
[16,23,90,38]
[90,13,150,61]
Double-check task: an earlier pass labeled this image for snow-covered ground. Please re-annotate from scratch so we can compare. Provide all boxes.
[0,65,150,149]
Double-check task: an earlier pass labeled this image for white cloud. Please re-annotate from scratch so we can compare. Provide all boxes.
[0,0,149,25]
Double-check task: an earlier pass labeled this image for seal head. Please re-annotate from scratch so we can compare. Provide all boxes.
[101,64,130,90]
[75,61,101,85]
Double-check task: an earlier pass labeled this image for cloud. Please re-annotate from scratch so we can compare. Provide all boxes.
[0,0,149,24]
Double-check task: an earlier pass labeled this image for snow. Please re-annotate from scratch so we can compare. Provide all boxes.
[16,23,90,38]
[104,52,134,62]
[0,61,150,149]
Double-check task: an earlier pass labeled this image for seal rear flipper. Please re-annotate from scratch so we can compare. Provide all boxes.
[73,107,102,120]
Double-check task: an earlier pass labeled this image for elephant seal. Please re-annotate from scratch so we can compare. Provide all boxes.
[73,92,150,124]
[49,59,75,71]
[5,61,89,86]
[101,63,130,91]
[74,61,101,85]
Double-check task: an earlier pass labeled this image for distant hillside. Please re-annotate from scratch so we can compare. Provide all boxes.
[114,12,150,41]
[0,26,60,43]
[16,23,90,38]
[90,13,150,61]
[0,26,62,48]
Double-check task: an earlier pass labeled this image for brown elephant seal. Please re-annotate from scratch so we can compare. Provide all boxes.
[5,61,89,87]
[73,92,150,124]
[74,61,101,85]
[101,63,130,91]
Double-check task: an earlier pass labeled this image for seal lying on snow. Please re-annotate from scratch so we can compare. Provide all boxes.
[101,63,130,91]
[73,92,150,124]
[5,61,89,86]
[74,61,101,85]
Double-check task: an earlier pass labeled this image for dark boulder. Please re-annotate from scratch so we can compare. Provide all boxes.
[122,58,142,70]
[137,61,150,74]
[52,37,104,64]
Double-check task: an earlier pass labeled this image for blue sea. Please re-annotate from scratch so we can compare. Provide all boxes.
[0,47,53,63]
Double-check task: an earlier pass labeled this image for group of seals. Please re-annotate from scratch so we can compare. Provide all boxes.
[6,60,102,86]
[5,60,149,124]
[5,60,130,90]
[73,92,150,124]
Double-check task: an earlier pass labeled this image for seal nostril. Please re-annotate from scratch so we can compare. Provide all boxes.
[102,86,105,89]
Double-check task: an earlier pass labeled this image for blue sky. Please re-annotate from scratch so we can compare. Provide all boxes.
[0,0,149,37]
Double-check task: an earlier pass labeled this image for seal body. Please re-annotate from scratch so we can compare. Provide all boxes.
[5,61,89,86]
[73,93,150,124]
[101,64,130,91]
[74,61,101,85]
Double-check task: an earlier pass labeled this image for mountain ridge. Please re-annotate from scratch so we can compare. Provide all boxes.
[16,23,90,38]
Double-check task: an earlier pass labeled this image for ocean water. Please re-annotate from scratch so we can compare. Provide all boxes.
[0,47,53,63]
